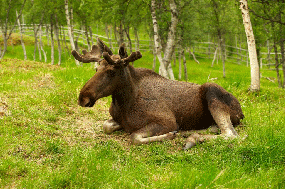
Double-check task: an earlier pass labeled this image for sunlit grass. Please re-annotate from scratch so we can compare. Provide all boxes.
[0,42,284,188]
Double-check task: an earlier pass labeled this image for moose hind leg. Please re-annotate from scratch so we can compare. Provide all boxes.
[103,119,122,134]
[184,90,239,150]
[131,123,177,145]
[184,111,238,150]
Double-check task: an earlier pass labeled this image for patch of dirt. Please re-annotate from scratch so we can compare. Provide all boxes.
[0,33,35,46]
[0,58,62,72]
[0,97,10,118]
[34,73,55,89]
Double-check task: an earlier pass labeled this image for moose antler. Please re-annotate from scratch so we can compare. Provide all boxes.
[71,45,102,63]
[97,38,113,55]
[102,51,142,66]
[123,51,142,63]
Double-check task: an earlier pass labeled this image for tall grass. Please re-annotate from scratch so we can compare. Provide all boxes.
[0,40,284,188]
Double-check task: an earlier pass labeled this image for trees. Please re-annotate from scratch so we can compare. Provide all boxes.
[248,0,285,88]
[151,0,178,79]
[0,0,282,91]
[65,0,79,66]
[0,0,26,60]
[240,0,260,92]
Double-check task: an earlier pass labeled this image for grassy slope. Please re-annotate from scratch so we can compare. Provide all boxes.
[0,38,285,188]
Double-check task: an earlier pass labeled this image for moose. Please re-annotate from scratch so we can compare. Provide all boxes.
[72,38,244,150]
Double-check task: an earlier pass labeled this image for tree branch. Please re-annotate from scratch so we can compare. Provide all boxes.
[249,7,285,25]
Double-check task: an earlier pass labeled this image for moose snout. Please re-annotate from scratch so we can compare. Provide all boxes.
[78,94,95,107]
[78,98,94,107]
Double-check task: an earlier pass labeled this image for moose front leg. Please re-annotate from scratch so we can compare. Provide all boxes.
[103,119,122,134]
[130,123,177,145]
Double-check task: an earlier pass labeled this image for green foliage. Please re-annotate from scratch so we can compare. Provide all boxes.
[0,0,285,187]
[0,43,284,188]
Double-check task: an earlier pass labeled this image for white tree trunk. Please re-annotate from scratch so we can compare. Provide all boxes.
[178,48,182,80]
[183,49,188,82]
[151,0,178,80]
[240,0,260,91]
[55,15,61,65]
[39,26,47,63]
[150,0,168,78]
[65,0,79,66]
[16,10,27,60]
[163,0,178,80]
[50,21,54,65]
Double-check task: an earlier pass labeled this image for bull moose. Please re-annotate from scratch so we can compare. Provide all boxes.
[72,38,244,150]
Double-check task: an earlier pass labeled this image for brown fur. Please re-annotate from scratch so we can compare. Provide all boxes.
[73,38,244,149]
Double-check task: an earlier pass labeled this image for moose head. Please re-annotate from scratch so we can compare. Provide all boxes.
[72,38,142,107]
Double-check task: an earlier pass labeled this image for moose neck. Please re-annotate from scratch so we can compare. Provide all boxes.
[112,65,137,111]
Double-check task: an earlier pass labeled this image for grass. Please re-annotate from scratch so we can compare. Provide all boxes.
[0,36,285,188]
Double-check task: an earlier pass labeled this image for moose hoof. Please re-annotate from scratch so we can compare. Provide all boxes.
[103,119,120,134]
[183,141,196,150]
[183,133,200,150]
[166,131,177,140]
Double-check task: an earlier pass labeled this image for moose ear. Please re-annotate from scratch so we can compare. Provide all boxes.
[119,43,128,59]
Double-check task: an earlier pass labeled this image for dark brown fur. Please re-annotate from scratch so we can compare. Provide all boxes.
[73,38,244,149]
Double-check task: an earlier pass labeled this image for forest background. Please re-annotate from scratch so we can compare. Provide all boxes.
[0,0,285,188]
[0,0,285,88]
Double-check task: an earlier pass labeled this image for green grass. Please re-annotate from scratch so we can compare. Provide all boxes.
[0,40,285,188]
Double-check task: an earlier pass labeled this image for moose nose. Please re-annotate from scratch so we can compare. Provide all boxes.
[78,97,95,107]
[78,97,90,107]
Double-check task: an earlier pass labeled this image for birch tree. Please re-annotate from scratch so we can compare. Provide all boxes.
[65,0,79,66]
[16,10,27,60]
[248,0,285,88]
[151,0,178,79]
[240,0,260,91]
[0,0,26,60]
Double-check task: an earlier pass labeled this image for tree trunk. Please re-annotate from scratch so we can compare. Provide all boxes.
[84,24,91,51]
[1,0,11,59]
[208,34,211,59]
[39,25,47,63]
[89,26,94,46]
[37,25,42,61]
[173,50,176,67]
[280,39,285,88]
[16,10,27,60]
[150,0,168,78]
[221,39,226,78]
[211,46,218,67]
[124,26,133,53]
[62,28,70,53]
[0,0,26,59]
[113,23,118,50]
[50,21,55,65]
[64,0,79,66]
[118,21,124,46]
[189,48,200,64]
[178,48,182,80]
[151,0,177,80]
[105,24,113,49]
[183,49,188,82]
[33,23,39,61]
[152,46,156,71]
[46,24,50,45]
[162,0,178,80]
[134,27,140,51]
[240,0,260,91]
[55,15,61,65]
[272,21,282,88]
